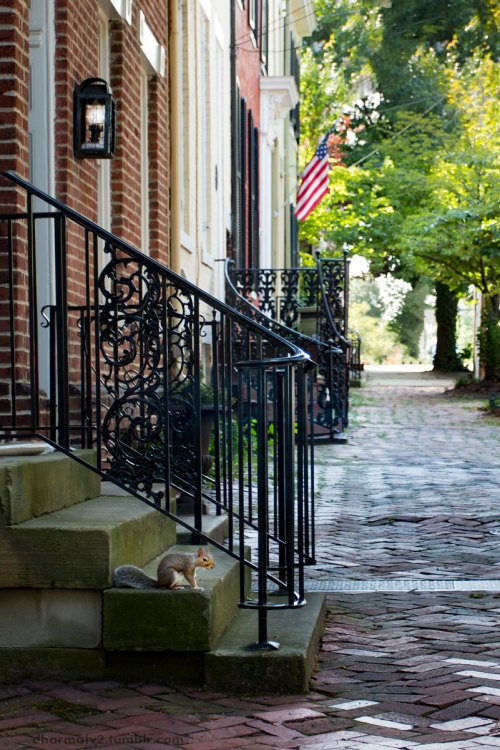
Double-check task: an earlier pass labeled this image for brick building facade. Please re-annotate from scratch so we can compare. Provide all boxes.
[0,0,170,257]
[0,0,171,417]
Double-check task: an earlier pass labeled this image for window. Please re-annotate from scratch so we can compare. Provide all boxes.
[248,110,259,269]
[261,0,268,69]
[97,10,111,235]
[238,96,247,265]
[248,0,257,44]
[199,12,211,256]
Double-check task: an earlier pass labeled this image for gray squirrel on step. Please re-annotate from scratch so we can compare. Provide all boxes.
[113,547,215,591]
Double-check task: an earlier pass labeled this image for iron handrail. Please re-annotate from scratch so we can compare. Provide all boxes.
[0,171,315,649]
[226,256,351,437]
[225,258,328,350]
[3,172,308,365]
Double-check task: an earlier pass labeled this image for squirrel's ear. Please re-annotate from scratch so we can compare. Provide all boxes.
[197,547,203,556]
[205,546,210,553]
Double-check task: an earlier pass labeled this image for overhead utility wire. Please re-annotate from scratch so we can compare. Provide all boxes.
[234,16,453,55]
[231,7,349,47]
[349,94,448,168]
[233,7,452,49]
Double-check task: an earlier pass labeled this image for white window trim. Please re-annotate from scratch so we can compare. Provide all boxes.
[180,230,195,254]
[139,11,166,77]
[99,0,132,25]
[202,249,215,268]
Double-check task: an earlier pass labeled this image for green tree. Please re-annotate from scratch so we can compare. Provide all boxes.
[299,6,500,377]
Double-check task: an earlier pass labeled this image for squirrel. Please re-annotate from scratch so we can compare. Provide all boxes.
[113,547,215,591]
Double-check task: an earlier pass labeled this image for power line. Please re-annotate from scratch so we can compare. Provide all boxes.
[349,94,448,168]
[232,6,351,48]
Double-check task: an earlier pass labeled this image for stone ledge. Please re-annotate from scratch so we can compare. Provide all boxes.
[103,546,244,651]
[0,449,100,525]
[205,592,327,693]
[1,495,176,588]
[0,589,102,647]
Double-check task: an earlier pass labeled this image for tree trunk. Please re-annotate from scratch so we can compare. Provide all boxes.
[433,281,461,372]
[479,294,500,381]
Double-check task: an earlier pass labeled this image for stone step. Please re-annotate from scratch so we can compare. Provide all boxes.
[205,592,327,693]
[0,494,176,588]
[176,513,229,545]
[0,449,101,525]
[0,573,324,693]
[103,545,248,652]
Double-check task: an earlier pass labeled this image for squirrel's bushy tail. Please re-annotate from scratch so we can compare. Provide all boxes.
[113,564,158,589]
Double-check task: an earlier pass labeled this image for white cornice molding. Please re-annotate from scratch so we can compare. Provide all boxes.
[260,76,299,146]
[289,0,316,40]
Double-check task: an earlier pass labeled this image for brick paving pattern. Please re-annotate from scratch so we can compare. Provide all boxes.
[2,374,500,749]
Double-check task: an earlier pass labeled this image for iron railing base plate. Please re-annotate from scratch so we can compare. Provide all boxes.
[245,640,280,651]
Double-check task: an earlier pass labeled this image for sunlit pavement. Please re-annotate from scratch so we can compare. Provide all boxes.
[2,367,500,749]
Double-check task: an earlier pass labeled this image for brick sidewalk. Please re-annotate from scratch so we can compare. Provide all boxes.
[2,378,500,749]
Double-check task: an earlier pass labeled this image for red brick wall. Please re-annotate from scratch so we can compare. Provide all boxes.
[0,1,30,401]
[54,0,170,263]
[235,2,261,126]
[0,0,170,257]
[0,0,171,428]
[0,0,30,206]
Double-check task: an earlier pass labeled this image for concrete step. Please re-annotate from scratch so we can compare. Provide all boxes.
[0,494,176,588]
[0,449,101,525]
[103,545,248,652]
[176,513,228,545]
[205,592,327,693]
[0,577,324,694]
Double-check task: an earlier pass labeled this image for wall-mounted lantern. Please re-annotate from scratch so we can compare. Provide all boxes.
[73,78,116,158]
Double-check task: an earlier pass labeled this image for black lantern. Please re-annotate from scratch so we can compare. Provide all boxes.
[74,78,116,158]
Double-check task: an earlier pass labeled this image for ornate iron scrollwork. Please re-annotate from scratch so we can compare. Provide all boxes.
[227,256,352,438]
[97,245,203,500]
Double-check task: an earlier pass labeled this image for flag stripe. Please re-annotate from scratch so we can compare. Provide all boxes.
[296,178,329,219]
[296,161,326,202]
[296,163,328,204]
[295,177,329,221]
[295,128,333,220]
[295,160,329,219]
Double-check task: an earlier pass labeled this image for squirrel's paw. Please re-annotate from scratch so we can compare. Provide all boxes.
[195,586,205,592]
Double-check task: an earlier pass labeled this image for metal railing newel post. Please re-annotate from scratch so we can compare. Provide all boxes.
[53,213,70,449]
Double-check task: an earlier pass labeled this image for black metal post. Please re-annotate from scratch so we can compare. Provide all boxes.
[26,193,40,433]
[53,214,70,449]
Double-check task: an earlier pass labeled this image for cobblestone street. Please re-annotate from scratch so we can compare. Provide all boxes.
[2,369,500,749]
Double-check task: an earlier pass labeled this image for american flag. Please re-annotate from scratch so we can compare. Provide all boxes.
[295,127,334,221]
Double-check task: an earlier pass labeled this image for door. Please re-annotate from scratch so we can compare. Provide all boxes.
[28,0,55,390]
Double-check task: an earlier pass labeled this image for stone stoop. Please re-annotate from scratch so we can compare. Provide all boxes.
[103,545,246,652]
[176,513,229,545]
[0,450,326,693]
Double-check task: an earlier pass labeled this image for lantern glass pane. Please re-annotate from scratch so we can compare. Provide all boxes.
[84,101,106,149]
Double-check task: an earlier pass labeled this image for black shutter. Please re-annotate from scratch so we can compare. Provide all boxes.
[290,202,298,267]
[290,34,300,141]
[239,97,247,266]
[251,123,259,268]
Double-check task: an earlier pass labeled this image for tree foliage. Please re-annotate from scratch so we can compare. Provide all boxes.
[299,0,500,376]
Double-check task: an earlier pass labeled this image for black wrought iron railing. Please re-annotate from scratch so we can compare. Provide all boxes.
[0,171,316,649]
[226,251,357,438]
[348,329,363,384]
